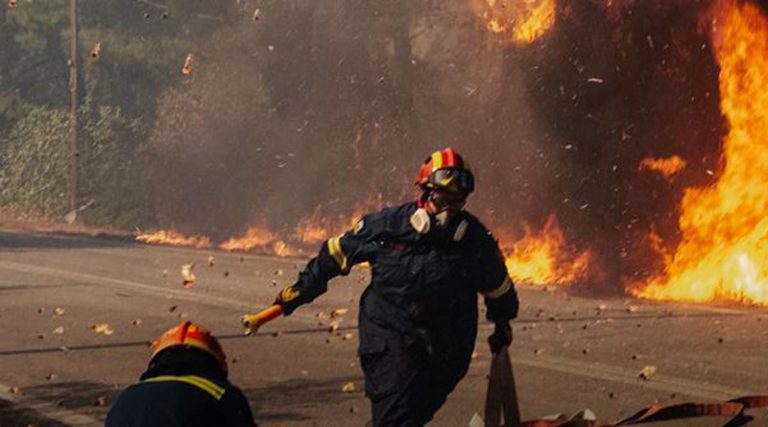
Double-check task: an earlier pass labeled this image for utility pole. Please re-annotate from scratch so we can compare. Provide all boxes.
[68,0,79,215]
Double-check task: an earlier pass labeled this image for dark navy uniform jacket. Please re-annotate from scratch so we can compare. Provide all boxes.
[286,201,518,367]
[106,349,256,427]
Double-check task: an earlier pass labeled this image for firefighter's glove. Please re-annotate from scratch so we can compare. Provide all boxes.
[274,286,302,316]
[488,321,512,354]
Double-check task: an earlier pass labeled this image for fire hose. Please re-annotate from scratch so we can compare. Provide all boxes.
[241,306,767,426]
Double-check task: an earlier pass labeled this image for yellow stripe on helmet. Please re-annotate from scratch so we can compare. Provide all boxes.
[431,151,443,171]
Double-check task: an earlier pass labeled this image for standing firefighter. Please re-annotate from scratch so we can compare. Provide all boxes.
[106,321,257,427]
[273,147,518,426]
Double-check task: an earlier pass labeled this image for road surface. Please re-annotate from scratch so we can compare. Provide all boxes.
[1,230,767,426]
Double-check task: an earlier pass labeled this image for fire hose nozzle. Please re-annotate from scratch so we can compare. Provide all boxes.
[242,305,283,336]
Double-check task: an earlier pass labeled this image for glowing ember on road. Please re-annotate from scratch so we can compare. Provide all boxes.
[219,225,278,252]
[634,0,768,305]
[136,230,211,249]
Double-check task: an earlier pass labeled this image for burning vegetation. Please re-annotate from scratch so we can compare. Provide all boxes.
[10,0,753,305]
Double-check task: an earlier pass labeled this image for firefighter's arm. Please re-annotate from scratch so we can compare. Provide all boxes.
[474,229,519,322]
[274,217,377,315]
[483,276,519,322]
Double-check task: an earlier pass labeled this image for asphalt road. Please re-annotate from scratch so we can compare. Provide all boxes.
[1,230,767,426]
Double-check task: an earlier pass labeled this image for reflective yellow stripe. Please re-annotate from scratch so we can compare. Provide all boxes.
[431,151,443,170]
[327,235,349,272]
[143,375,225,400]
[484,277,512,299]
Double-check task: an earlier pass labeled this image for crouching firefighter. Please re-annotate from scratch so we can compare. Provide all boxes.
[272,147,519,426]
[106,321,257,427]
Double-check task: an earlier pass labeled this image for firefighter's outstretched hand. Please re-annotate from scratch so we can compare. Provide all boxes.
[488,321,512,354]
[274,285,302,316]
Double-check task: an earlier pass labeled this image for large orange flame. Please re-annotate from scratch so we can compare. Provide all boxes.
[633,0,768,305]
[477,0,556,45]
[501,214,592,286]
[135,230,211,249]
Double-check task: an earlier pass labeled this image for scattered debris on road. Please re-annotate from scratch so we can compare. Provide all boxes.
[639,365,657,380]
[92,323,114,336]
[181,263,196,287]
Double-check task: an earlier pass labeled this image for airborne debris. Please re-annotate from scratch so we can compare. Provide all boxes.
[54,307,65,316]
[331,308,348,318]
[8,0,16,9]
[52,326,64,335]
[626,305,639,313]
[208,256,215,267]
[182,53,193,76]
[252,8,260,21]
[45,373,58,381]
[90,42,101,59]
[639,365,657,380]
[341,382,355,393]
[342,333,354,341]
[8,386,19,394]
[168,305,178,312]
[37,307,44,315]
[132,319,143,326]
[92,323,114,336]
[181,264,196,287]
[534,348,544,356]
[587,77,604,84]
[94,396,108,407]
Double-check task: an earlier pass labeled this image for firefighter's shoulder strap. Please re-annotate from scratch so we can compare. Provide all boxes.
[142,374,226,400]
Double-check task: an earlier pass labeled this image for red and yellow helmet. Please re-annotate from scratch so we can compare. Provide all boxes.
[415,147,475,195]
[150,321,227,373]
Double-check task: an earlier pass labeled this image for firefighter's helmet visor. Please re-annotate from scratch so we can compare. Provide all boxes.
[429,168,474,195]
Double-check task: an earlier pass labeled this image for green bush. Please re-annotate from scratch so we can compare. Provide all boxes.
[0,106,69,215]
[0,104,148,225]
